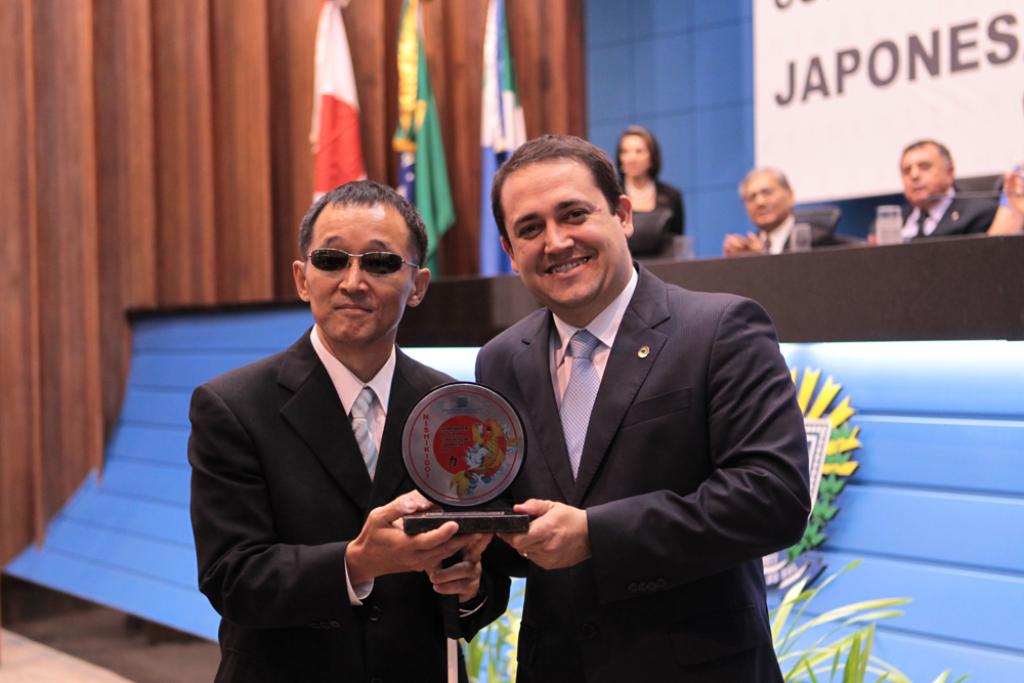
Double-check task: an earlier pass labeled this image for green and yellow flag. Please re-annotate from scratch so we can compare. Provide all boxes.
[394,0,454,273]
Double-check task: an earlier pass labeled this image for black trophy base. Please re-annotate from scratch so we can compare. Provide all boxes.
[404,510,530,535]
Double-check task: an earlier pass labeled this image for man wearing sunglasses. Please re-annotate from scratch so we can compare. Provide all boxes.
[188,181,508,682]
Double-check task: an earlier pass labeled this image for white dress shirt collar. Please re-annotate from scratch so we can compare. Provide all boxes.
[551,266,639,372]
[902,187,955,240]
[310,326,395,417]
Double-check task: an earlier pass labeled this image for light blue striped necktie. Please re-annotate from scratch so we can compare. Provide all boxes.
[560,330,602,479]
[350,387,379,479]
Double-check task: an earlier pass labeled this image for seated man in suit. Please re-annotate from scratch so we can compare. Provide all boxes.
[899,139,997,240]
[723,167,836,256]
[188,180,508,682]
[478,135,811,682]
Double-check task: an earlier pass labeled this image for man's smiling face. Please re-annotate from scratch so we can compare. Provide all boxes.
[500,159,634,328]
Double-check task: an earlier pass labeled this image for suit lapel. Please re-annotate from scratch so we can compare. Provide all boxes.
[934,198,963,236]
[512,312,576,502]
[278,332,372,511]
[368,351,423,508]
[571,269,671,506]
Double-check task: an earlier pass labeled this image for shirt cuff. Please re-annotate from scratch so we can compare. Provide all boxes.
[344,555,373,605]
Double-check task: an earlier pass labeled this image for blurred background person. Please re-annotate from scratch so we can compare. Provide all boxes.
[723,167,840,256]
[899,139,997,240]
[988,164,1024,236]
[616,125,685,258]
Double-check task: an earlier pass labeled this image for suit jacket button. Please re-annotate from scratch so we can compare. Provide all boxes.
[581,623,597,640]
[368,605,382,623]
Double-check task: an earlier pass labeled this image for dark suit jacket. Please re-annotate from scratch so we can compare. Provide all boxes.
[476,267,810,683]
[904,194,998,239]
[626,182,686,258]
[189,332,508,682]
[655,181,685,236]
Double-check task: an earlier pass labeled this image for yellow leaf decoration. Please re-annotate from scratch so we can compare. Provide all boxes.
[796,368,821,414]
[807,376,841,419]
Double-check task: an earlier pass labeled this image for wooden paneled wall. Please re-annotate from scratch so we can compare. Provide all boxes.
[0,0,584,566]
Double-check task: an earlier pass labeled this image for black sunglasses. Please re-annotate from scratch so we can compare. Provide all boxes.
[309,248,419,275]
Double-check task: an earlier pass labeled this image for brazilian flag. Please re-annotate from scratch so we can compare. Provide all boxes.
[393,0,454,274]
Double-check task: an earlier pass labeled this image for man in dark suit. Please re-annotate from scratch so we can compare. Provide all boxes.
[723,167,839,256]
[189,181,507,682]
[477,135,810,682]
[899,139,998,240]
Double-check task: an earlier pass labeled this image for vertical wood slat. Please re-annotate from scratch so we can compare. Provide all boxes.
[547,0,587,135]
[266,0,320,299]
[93,0,158,434]
[0,0,44,566]
[151,0,217,306]
[419,0,482,277]
[210,0,274,302]
[346,0,394,187]
[30,0,105,515]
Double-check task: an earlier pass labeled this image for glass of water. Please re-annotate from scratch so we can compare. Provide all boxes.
[875,205,903,245]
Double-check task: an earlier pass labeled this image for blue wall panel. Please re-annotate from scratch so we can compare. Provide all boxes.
[586,0,754,257]
[853,416,1024,496]
[634,34,692,116]
[783,341,1024,417]
[809,550,1024,653]
[826,485,1024,573]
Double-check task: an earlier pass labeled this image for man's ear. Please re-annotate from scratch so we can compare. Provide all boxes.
[407,267,431,308]
[501,236,520,273]
[616,194,634,238]
[293,260,311,302]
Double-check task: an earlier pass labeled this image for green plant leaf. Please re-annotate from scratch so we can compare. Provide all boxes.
[772,575,811,642]
[787,598,910,643]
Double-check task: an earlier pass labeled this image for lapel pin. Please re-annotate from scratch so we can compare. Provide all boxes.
[637,345,650,359]
[952,210,960,222]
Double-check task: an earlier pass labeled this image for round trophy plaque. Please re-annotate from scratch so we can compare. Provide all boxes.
[401,382,528,534]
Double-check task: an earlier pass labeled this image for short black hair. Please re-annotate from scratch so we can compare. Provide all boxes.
[901,139,953,168]
[491,134,622,241]
[297,180,428,265]
[616,125,662,180]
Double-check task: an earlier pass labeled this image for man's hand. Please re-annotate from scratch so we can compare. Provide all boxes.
[497,499,591,570]
[723,232,765,257]
[428,533,492,603]
[1005,166,1024,215]
[346,491,478,585]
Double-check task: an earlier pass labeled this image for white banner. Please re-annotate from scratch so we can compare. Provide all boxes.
[754,1,1024,202]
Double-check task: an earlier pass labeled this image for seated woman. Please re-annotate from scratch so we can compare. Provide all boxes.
[988,164,1024,236]
[616,125,685,257]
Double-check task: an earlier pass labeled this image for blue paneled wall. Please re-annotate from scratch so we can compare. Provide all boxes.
[586,0,754,258]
